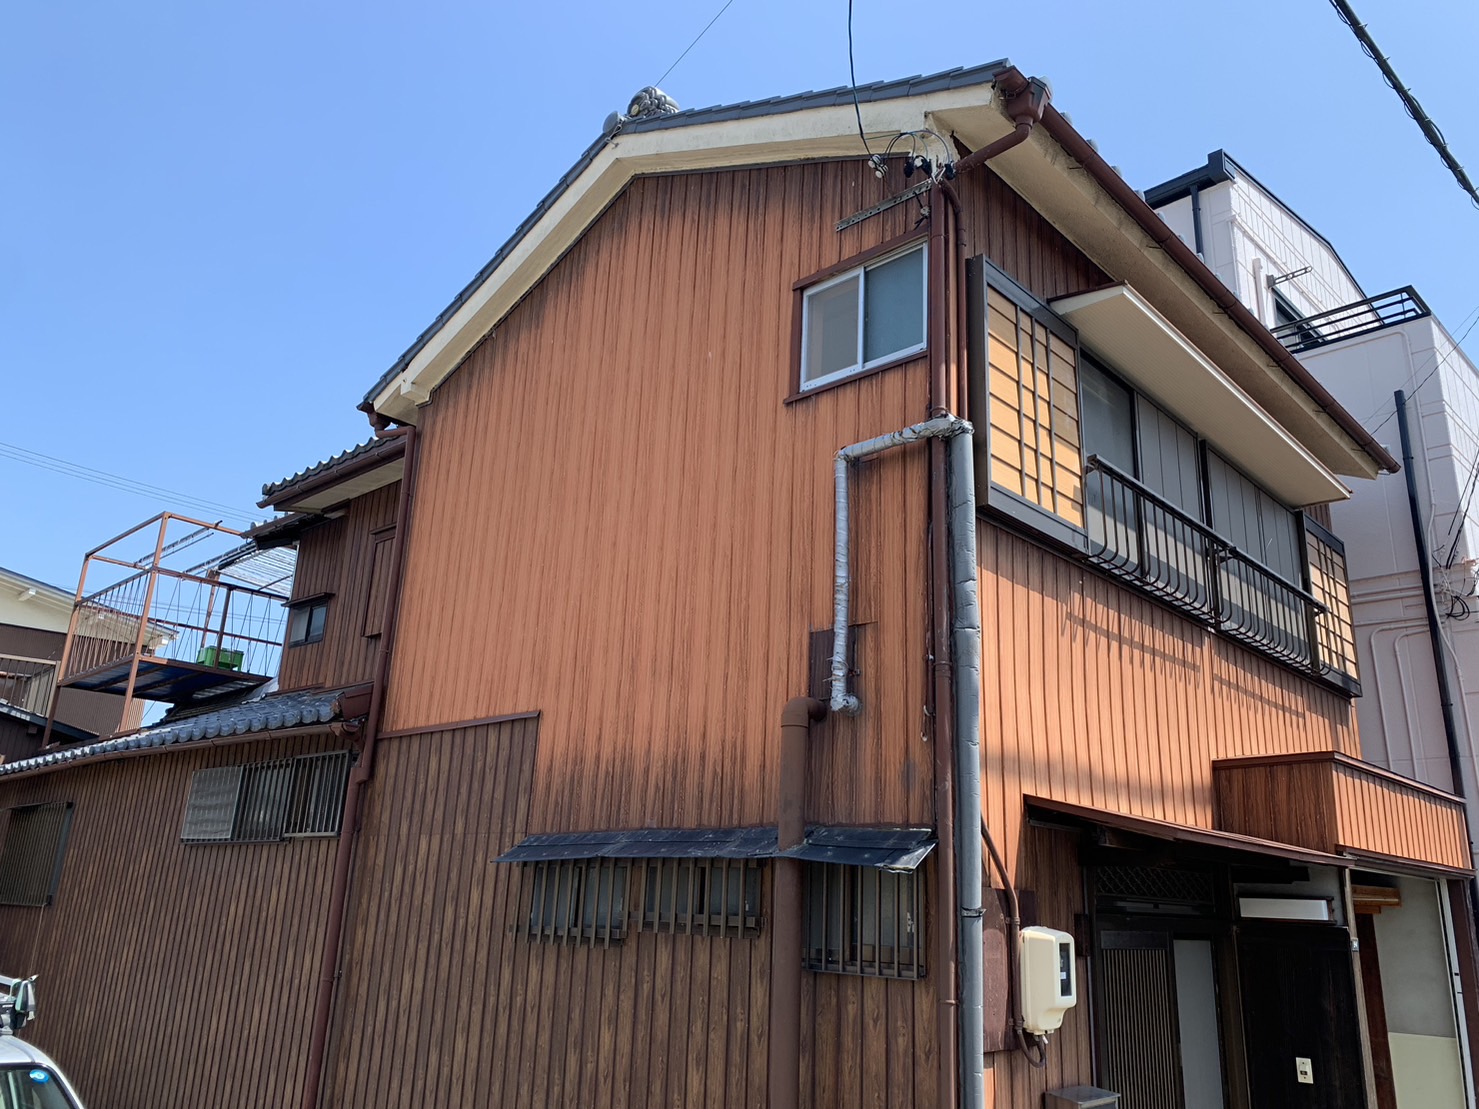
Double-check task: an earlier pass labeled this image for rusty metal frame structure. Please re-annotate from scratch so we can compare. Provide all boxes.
[41,512,292,747]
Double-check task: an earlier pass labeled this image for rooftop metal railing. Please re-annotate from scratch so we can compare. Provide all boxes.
[0,657,58,718]
[1271,286,1430,354]
[1083,457,1357,688]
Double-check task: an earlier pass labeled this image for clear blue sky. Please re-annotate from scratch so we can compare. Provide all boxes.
[3,0,1476,591]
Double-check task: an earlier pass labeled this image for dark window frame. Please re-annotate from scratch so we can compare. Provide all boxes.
[0,802,74,908]
[525,858,628,947]
[285,594,332,648]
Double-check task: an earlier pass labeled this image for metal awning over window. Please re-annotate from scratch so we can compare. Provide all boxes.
[495,824,935,871]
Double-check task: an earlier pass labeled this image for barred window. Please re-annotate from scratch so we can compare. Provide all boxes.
[181,751,351,844]
[640,858,763,937]
[804,862,925,980]
[0,803,73,908]
[526,858,627,946]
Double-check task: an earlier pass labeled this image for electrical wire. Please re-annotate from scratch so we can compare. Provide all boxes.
[652,0,738,90]
[1365,310,1479,437]
[0,440,256,526]
[1327,0,1479,212]
[846,0,873,155]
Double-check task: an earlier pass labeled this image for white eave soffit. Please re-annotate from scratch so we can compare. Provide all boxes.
[1050,285,1350,506]
[370,93,1015,421]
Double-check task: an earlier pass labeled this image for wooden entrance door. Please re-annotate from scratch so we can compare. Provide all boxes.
[1236,925,1368,1109]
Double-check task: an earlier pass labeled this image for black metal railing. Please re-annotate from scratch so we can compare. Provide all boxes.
[1083,457,1352,682]
[1271,286,1430,354]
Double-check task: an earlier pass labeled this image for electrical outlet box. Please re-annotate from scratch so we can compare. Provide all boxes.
[1020,925,1077,1035]
[1296,1057,1314,1085]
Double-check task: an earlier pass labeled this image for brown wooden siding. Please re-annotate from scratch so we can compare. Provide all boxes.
[977,522,1361,1101]
[1214,752,1472,873]
[0,734,346,1108]
[325,717,924,1109]
[279,482,399,692]
[385,163,943,833]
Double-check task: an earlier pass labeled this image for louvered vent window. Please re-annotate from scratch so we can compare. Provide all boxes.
[526,859,627,946]
[804,862,925,980]
[640,858,763,937]
[181,751,351,844]
[0,803,73,908]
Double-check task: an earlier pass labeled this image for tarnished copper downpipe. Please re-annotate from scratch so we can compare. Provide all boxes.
[927,180,962,1109]
[768,696,826,1109]
[300,422,419,1109]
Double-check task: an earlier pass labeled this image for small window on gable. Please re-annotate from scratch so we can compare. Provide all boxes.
[640,858,763,937]
[0,803,73,908]
[526,858,627,946]
[801,243,926,390]
[286,596,330,647]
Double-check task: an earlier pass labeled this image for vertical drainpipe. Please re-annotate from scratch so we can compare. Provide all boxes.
[769,696,826,1109]
[1190,183,1205,258]
[299,422,419,1109]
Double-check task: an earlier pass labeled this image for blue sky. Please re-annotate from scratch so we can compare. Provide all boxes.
[3,0,1476,591]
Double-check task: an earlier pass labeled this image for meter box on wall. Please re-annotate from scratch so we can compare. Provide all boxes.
[1020,925,1077,1035]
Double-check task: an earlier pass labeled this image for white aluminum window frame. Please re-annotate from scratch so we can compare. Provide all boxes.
[800,242,928,391]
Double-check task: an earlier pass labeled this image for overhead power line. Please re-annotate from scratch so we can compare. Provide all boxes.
[1328,0,1479,211]
[0,440,256,526]
[653,0,738,90]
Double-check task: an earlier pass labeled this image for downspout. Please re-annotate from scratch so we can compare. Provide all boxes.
[768,696,826,1109]
[300,422,419,1109]
[1190,183,1205,258]
[1395,390,1467,802]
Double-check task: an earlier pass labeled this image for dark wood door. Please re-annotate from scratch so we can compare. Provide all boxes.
[1237,925,1368,1109]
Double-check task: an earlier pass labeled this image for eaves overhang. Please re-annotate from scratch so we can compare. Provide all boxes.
[1052,284,1349,505]
[259,435,407,514]
[361,62,1394,485]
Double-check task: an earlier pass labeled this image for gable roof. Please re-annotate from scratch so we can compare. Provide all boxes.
[360,61,1396,480]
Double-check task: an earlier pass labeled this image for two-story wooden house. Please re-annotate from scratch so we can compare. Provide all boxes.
[0,61,1471,1109]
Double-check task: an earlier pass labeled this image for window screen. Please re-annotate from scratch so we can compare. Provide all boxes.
[640,858,762,937]
[804,862,925,980]
[182,752,350,844]
[0,803,73,908]
[526,858,627,946]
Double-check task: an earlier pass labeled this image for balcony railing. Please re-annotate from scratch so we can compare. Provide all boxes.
[0,657,58,718]
[1083,457,1358,689]
[1270,286,1430,354]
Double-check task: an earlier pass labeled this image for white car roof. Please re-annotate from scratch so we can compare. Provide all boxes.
[0,1036,52,1067]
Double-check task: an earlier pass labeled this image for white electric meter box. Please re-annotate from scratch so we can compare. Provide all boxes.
[1019,926,1077,1035]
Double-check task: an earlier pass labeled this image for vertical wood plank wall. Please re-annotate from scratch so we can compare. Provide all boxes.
[278,482,399,693]
[322,718,933,1109]
[977,523,1360,1104]
[0,735,346,1109]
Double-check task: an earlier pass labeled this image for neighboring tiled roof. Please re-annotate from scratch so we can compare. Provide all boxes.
[0,686,367,779]
[0,702,94,744]
[260,437,401,502]
[362,60,1013,406]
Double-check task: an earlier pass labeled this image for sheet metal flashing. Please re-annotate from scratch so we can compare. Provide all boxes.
[361,61,1013,408]
[495,824,935,870]
[0,685,366,779]
[259,436,405,506]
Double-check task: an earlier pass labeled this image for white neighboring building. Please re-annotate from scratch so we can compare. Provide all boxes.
[1150,151,1479,1109]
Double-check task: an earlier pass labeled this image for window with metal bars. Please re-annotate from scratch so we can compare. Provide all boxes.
[181,751,351,844]
[640,858,763,937]
[525,858,627,946]
[803,862,925,980]
[0,803,73,908]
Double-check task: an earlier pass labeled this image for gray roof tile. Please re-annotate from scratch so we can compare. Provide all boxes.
[0,687,359,779]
